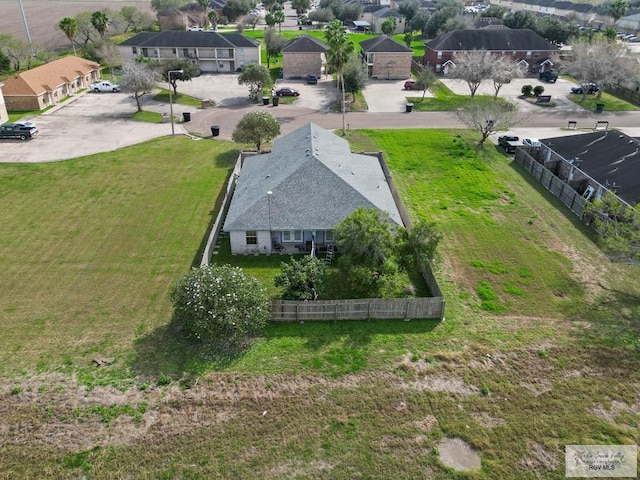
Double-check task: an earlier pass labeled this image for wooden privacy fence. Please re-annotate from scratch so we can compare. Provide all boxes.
[271,297,445,322]
[514,148,588,217]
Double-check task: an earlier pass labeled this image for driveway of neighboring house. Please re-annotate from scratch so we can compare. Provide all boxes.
[440,77,583,112]
[176,74,337,111]
[363,79,433,113]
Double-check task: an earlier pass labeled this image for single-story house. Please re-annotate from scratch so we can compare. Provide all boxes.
[360,36,413,79]
[0,82,8,124]
[223,123,403,255]
[281,35,328,79]
[422,28,559,74]
[2,56,101,111]
[118,31,260,73]
[539,131,640,207]
[370,8,406,35]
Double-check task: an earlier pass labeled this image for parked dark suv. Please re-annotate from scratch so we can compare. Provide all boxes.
[539,70,558,83]
[306,74,318,84]
[571,83,599,94]
[0,121,38,140]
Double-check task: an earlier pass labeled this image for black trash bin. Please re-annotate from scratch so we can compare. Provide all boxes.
[596,103,605,114]
[262,96,269,106]
[405,103,414,113]
[272,96,279,106]
[210,125,220,137]
[183,112,191,122]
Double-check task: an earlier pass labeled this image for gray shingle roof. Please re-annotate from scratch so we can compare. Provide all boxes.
[282,35,328,53]
[223,123,402,232]
[541,131,640,206]
[119,31,259,48]
[426,29,558,52]
[360,36,412,53]
[372,7,405,18]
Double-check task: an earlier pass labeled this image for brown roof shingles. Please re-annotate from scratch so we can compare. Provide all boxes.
[2,56,100,96]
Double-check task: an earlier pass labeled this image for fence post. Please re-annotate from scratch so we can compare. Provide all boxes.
[296,303,299,322]
[367,301,371,320]
[334,303,338,322]
[405,300,410,320]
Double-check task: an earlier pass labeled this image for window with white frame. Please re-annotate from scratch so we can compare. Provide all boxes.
[325,230,334,243]
[437,51,443,59]
[281,230,303,242]
[526,51,532,58]
[246,231,257,245]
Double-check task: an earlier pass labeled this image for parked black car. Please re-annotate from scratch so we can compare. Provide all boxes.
[306,74,318,84]
[571,83,599,94]
[0,121,38,140]
[539,70,558,83]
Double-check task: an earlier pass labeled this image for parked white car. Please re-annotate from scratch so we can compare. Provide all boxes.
[89,81,121,93]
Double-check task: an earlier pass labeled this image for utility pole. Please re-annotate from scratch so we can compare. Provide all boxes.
[17,0,35,57]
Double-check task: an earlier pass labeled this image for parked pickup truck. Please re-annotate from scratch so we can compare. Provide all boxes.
[498,135,520,153]
[539,70,558,83]
[89,81,121,93]
[0,121,38,140]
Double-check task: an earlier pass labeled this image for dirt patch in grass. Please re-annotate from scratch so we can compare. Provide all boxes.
[472,412,505,429]
[412,415,438,432]
[437,437,481,471]
[520,441,560,472]
[405,375,479,395]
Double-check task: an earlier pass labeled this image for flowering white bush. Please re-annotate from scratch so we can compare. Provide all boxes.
[171,264,269,342]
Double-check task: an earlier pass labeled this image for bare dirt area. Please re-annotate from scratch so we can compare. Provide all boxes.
[0,0,153,52]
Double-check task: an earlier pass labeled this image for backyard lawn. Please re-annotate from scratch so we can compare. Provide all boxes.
[0,131,638,479]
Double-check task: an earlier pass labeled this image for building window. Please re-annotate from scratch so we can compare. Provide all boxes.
[436,64,441,72]
[246,231,257,245]
[534,51,540,58]
[437,51,443,59]
[282,230,303,242]
[293,230,302,242]
[526,51,532,58]
[325,230,334,243]
[172,48,177,55]
[132,47,137,54]
[142,48,148,57]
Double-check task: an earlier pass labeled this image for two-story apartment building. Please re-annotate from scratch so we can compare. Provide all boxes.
[118,31,260,73]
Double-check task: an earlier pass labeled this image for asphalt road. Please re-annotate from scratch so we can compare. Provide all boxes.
[4,86,640,163]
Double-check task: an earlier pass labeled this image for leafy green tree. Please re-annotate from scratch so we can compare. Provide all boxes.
[158,59,201,94]
[74,12,98,48]
[399,220,442,267]
[58,17,78,55]
[120,6,154,32]
[232,111,281,151]
[424,0,462,37]
[0,51,10,72]
[171,264,269,342]
[265,27,285,67]
[343,57,366,101]
[335,207,397,268]
[584,193,640,263]
[411,11,429,36]
[533,15,574,45]
[480,5,508,18]
[91,10,110,39]
[320,0,343,18]
[325,20,354,134]
[610,0,628,25]
[291,0,312,16]
[274,9,286,33]
[503,10,536,30]
[120,61,160,112]
[398,0,420,24]
[275,256,326,300]
[208,10,219,29]
[415,69,437,100]
[533,85,545,96]
[339,3,363,22]
[403,30,415,48]
[381,17,398,35]
[265,12,277,27]
[0,34,32,71]
[197,0,210,26]
[238,63,272,101]
[223,0,253,22]
[521,84,533,96]
[308,8,334,23]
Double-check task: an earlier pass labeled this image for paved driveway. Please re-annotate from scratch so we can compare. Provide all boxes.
[1,92,181,163]
[363,79,431,113]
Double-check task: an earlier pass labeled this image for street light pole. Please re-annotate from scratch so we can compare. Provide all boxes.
[267,191,272,233]
[168,69,183,137]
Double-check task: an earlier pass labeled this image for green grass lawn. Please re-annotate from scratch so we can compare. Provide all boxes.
[407,80,511,111]
[566,91,640,111]
[1,129,639,479]
[153,88,204,107]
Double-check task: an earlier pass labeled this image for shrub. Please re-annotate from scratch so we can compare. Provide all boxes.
[274,256,326,300]
[533,85,545,97]
[171,264,269,342]
[521,84,533,97]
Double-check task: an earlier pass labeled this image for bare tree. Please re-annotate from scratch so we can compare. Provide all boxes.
[491,57,524,99]
[452,50,495,97]
[456,101,518,146]
[119,61,160,112]
[554,38,640,100]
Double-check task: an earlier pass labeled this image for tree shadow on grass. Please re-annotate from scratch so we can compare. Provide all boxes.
[130,319,253,380]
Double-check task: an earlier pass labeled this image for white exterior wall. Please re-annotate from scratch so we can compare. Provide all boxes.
[229,230,271,254]
[0,85,8,124]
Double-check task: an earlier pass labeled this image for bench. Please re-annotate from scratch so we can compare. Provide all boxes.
[536,95,552,104]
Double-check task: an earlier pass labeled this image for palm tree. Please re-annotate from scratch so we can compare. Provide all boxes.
[610,0,628,25]
[207,10,218,30]
[197,0,209,27]
[58,17,78,55]
[274,9,285,33]
[325,20,354,134]
[91,11,109,39]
